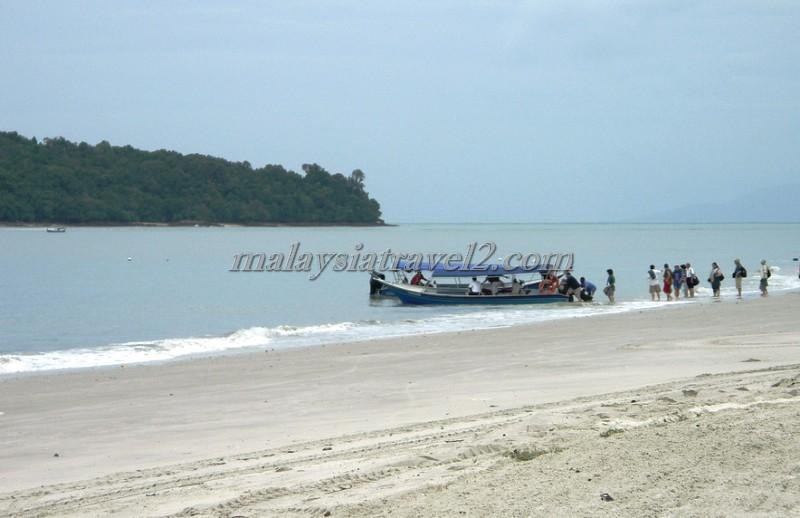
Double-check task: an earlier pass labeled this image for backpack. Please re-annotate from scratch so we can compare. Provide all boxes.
[767,268,771,278]
[648,269,656,280]
[740,267,747,278]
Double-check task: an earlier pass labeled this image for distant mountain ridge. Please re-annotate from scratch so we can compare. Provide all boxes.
[0,131,383,225]
[634,184,800,223]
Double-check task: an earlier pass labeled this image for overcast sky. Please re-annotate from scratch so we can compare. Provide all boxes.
[2,1,798,222]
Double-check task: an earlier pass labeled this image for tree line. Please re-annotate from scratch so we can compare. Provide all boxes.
[0,131,383,225]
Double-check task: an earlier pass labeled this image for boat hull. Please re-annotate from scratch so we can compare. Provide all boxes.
[379,282,569,305]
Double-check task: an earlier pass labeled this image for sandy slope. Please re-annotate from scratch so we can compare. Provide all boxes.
[1,293,798,516]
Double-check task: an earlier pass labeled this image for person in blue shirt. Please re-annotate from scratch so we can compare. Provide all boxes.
[579,277,596,301]
[672,264,683,300]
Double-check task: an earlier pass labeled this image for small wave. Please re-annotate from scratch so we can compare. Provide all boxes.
[0,301,664,375]
[0,322,368,375]
[1,282,796,375]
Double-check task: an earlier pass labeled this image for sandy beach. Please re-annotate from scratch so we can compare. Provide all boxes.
[1,293,799,517]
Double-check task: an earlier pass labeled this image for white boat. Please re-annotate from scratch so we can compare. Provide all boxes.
[46,227,66,233]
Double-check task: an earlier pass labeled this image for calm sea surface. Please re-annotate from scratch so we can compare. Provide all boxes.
[1,223,798,373]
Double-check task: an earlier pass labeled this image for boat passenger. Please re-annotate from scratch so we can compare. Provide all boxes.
[539,271,558,294]
[410,270,427,286]
[468,277,481,295]
[484,276,503,295]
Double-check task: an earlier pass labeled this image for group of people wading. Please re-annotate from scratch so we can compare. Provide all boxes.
[647,259,772,301]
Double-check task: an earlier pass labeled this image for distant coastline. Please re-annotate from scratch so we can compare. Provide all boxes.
[0,221,394,228]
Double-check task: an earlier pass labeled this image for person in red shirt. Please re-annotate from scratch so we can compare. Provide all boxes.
[410,271,427,286]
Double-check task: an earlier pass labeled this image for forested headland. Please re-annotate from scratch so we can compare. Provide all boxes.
[0,131,383,225]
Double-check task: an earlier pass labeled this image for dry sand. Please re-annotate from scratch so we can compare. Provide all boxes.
[1,293,799,517]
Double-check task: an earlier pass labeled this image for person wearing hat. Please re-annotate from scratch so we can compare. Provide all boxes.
[759,259,770,296]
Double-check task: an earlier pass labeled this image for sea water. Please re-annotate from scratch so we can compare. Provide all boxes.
[1,223,798,374]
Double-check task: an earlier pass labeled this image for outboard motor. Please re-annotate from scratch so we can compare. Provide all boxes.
[369,271,386,295]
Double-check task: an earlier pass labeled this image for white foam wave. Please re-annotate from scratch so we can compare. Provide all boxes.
[2,279,797,375]
[0,322,366,375]
[0,300,668,375]
[705,270,800,299]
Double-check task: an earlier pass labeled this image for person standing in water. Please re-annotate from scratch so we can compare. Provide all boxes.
[708,262,723,298]
[663,263,673,301]
[672,264,683,300]
[732,258,747,299]
[686,262,697,298]
[603,268,616,303]
[648,264,661,301]
[759,259,771,296]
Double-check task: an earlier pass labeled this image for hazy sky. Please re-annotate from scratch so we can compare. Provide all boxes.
[2,1,798,222]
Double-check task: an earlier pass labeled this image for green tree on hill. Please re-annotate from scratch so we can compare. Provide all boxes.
[0,131,384,225]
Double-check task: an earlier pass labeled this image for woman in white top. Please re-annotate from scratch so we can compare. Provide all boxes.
[685,262,696,298]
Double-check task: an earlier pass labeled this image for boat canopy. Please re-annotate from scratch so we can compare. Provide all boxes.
[393,260,552,278]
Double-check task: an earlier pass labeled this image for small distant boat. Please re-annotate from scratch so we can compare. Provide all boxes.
[370,260,571,305]
[46,227,66,233]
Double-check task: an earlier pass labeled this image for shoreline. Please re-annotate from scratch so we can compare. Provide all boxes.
[6,221,800,228]
[1,288,796,379]
[0,221,394,228]
[1,292,799,515]
[0,298,670,378]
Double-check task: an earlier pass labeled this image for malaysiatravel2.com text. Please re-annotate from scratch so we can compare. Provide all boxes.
[230,242,575,280]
